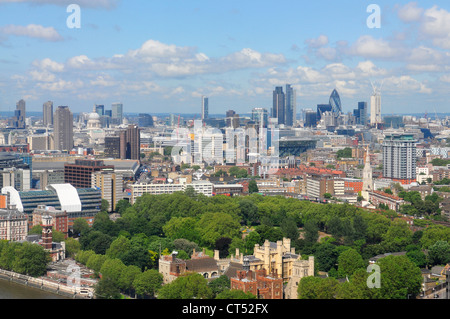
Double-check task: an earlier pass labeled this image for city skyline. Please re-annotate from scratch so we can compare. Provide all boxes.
[0,1,450,116]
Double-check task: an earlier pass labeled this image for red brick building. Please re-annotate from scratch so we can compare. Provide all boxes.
[32,205,69,238]
[230,269,283,299]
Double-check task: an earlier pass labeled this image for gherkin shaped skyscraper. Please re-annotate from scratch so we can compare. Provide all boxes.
[329,89,342,115]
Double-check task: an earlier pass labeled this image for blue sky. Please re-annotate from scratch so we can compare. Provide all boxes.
[0,0,450,117]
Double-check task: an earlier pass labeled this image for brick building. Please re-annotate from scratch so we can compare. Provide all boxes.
[369,190,405,211]
[32,205,69,238]
[230,269,283,299]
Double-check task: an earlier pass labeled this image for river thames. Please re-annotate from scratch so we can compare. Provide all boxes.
[0,278,68,299]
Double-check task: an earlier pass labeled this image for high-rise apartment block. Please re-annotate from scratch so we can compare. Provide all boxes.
[382,133,417,183]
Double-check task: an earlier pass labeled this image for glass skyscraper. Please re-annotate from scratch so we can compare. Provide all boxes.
[285,84,296,127]
[201,96,208,121]
[329,89,342,115]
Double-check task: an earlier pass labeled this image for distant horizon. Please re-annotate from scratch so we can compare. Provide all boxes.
[1,1,450,115]
[1,111,448,119]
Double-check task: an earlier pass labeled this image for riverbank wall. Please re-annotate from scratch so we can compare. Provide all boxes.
[0,268,94,299]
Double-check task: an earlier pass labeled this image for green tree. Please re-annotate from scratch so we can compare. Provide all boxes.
[12,242,50,277]
[381,219,413,252]
[208,275,230,298]
[297,276,339,299]
[100,258,127,287]
[374,255,423,299]
[157,273,213,299]
[337,248,366,278]
[95,277,122,299]
[106,235,132,260]
[73,218,90,236]
[238,199,259,226]
[115,199,131,215]
[101,199,110,212]
[215,289,257,299]
[427,240,450,266]
[248,179,259,194]
[303,219,319,245]
[196,213,241,248]
[163,217,201,243]
[132,269,163,298]
[86,253,108,274]
[336,269,374,299]
[64,237,81,258]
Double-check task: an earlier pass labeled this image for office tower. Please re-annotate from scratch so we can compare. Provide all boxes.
[304,110,317,128]
[201,96,208,121]
[91,170,123,212]
[14,99,26,129]
[104,136,121,158]
[329,89,342,115]
[95,104,105,116]
[353,101,367,125]
[226,110,239,128]
[126,124,141,160]
[64,159,114,189]
[272,86,285,125]
[370,86,382,126]
[316,104,332,122]
[111,102,123,124]
[43,101,53,126]
[252,107,269,128]
[285,84,296,126]
[382,133,417,182]
[54,106,74,151]
[138,113,154,127]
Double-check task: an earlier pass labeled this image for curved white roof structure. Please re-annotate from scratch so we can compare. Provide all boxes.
[47,184,82,212]
[1,187,23,212]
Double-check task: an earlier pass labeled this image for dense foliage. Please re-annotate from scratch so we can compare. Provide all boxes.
[71,189,449,299]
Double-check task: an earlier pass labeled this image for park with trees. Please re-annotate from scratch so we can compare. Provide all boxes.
[59,185,450,299]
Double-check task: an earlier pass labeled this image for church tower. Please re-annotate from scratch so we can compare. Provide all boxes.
[361,147,373,200]
[41,215,53,250]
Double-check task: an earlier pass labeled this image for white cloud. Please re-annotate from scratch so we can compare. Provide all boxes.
[421,6,450,49]
[0,24,63,41]
[397,2,424,22]
[305,35,329,49]
[347,35,403,59]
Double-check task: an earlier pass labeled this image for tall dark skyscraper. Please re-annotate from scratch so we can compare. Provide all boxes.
[272,86,285,125]
[285,84,296,126]
[126,124,141,160]
[353,102,367,125]
[43,101,53,127]
[54,106,74,151]
[13,99,26,129]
